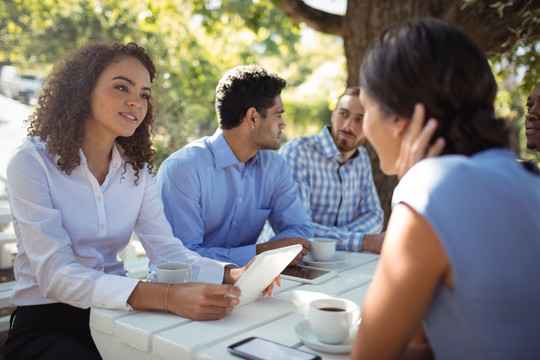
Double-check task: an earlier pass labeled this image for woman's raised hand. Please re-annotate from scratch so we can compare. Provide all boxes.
[395,103,446,180]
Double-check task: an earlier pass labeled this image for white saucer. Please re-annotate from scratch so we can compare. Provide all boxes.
[303,253,346,267]
[295,320,356,353]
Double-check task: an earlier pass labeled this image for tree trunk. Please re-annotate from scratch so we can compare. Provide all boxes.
[279,0,540,227]
[342,0,429,228]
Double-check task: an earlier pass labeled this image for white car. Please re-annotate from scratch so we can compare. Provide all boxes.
[0,65,42,105]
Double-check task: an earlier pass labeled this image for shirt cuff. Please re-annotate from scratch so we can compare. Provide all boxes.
[93,274,141,311]
[349,233,365,252]
[194,257,227,284]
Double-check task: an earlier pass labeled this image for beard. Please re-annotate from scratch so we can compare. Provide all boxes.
[527,140,540,151]
[257,135,281,151]
[334,132,365,153]
[335,138,359,153]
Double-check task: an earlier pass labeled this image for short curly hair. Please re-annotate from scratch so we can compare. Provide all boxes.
[360,17,510,156]
[27,42,157,183]
[215,64,286,129]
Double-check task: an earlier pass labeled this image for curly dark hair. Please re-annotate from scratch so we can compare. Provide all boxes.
[27,42,157,183]
[360,17,510,156]
[215,64,286,129]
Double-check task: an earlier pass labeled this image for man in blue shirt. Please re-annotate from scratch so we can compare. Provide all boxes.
[156,65,312,267]
[260,87,384,253]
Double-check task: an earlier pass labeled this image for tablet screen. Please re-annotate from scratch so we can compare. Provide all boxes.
[281,265,331,280]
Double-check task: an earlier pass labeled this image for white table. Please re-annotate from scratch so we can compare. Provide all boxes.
[90,251,379,360]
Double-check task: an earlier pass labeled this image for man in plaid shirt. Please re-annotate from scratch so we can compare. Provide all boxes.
[260,87,384,253]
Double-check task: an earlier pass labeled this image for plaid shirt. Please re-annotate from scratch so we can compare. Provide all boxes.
[260,127,383,251]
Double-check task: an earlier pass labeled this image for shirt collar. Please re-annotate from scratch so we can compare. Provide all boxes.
[109,142,124,170]
[319,126,360,162]
[209,129,259,169]
[78,141,125,171]
[319,126,343,161]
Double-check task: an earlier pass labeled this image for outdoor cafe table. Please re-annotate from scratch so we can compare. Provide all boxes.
[90,251,380,360]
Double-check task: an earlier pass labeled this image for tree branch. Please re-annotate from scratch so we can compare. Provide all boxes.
[456,0,540,56]
[277,0,344,36]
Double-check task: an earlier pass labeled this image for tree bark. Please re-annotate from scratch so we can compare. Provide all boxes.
[278,0,539,227]
[279,0,343,36]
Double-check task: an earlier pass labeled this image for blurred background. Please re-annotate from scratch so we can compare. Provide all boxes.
[0,2,536,351]
[1,0,539,224]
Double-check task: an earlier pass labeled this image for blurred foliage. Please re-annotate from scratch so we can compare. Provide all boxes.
[492,36,540,162]
[1,0,538,168]
[0,0,344,170]
[492,35,539,98]
[280,98,332,140]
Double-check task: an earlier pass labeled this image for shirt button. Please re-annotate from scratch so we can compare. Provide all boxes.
[238,198,242,202]
[98,266,104,271]
[233,222,237,226]
[100,224,106,230]
[96,196,102,201]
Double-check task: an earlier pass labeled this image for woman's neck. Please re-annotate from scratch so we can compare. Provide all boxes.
[81,136,114,185]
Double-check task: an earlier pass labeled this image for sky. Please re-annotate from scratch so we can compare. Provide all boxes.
[304,0,346,15]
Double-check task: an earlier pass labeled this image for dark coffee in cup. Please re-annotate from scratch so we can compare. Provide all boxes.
[309,298,360,344]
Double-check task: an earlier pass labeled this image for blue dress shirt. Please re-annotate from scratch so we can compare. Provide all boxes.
[156,130,313,267]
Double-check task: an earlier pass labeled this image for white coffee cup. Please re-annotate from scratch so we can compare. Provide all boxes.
[309,238,336,262]
[309,297,359,344]
[146,262,192,284]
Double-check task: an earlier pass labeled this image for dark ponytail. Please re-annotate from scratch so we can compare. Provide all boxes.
[360,17,510,156]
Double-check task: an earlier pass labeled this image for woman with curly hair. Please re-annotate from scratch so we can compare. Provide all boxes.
[351,18,540,359]
[4,42,268,359]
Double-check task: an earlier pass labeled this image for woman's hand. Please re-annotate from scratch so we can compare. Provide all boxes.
[223,256,282,297]
[262,275,281,297]
[128,281,241,321]
[395,103,446,180]
[167,283,241,321]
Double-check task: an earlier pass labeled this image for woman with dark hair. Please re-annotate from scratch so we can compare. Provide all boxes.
[4,42,270,359]
[351,18,540,359]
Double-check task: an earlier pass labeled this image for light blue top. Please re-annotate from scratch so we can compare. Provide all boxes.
[259,126,383,250]
[393,148,540,359]
[156,130,313,267]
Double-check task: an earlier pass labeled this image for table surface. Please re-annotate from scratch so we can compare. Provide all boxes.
[90,251,380,360]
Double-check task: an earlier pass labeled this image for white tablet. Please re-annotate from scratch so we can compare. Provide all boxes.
[234,244,302,307]
[281,265,337,284]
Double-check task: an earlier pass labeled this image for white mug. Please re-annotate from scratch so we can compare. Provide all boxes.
[309,238,336,262]
[146,262,192,284]
[309,297,359,344]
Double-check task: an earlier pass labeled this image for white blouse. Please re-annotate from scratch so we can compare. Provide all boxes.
[7,137,226,310]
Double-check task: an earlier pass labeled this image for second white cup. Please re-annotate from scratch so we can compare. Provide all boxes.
[310,237,336,262]
[309,297,359,344]
[146,262,192,284]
